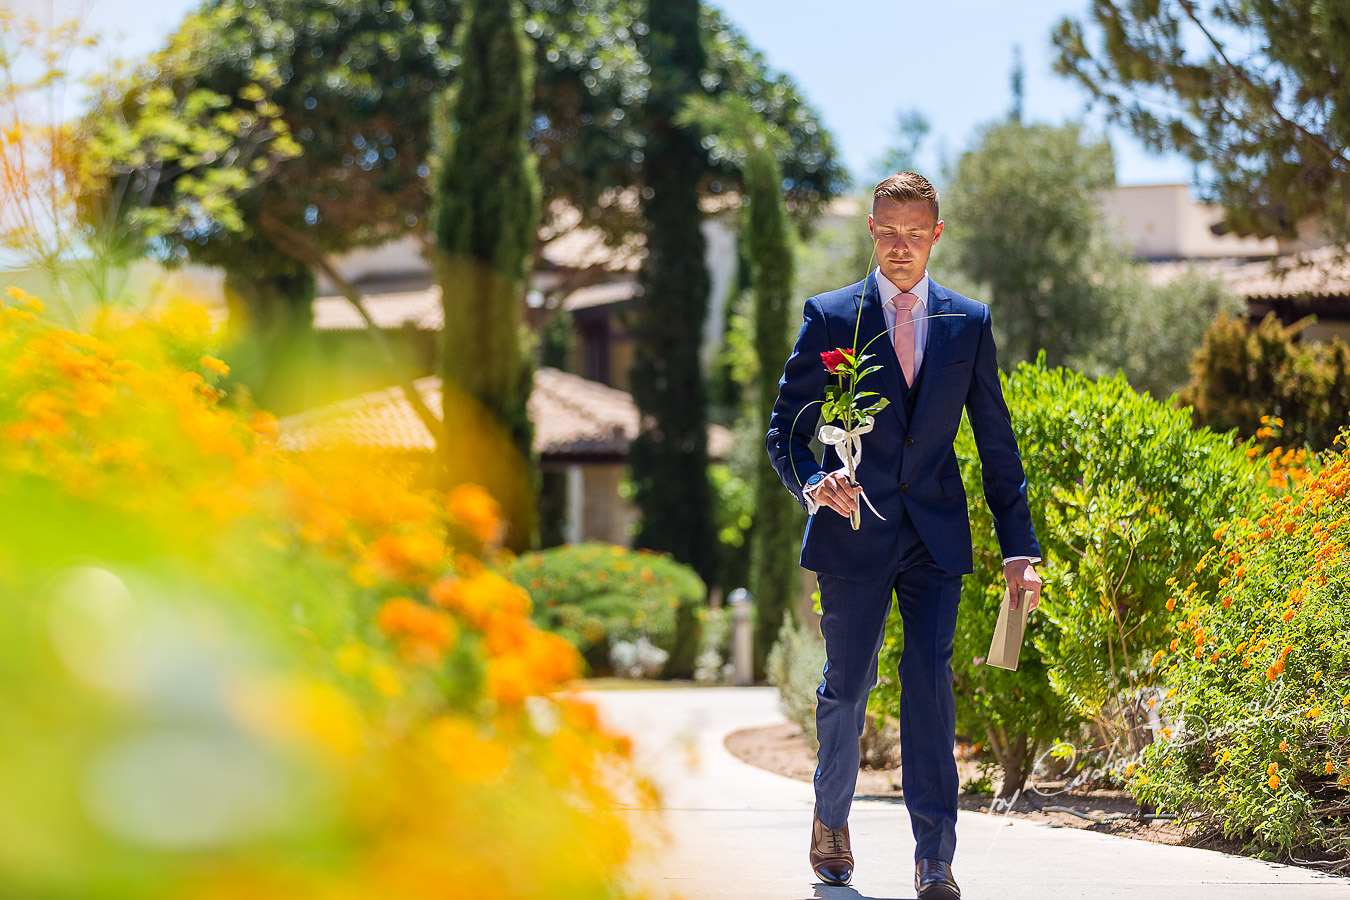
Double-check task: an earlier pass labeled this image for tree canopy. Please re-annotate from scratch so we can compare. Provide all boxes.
[943,120,1119,368]
[85,0,847,271]
[1054,0,1350,250]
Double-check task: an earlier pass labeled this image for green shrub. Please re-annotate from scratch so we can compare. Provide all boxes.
[1181,312,1350,453]
[766,611,898,763]
[872,358,1263,797]
[767,613,827,749]
[1130,438,1350,861]
[511,542,704,678]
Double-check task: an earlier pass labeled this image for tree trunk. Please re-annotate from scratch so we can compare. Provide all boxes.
[986,723,1034,799]
[222,263,318,414]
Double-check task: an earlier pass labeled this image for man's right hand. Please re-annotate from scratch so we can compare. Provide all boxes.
[810,468,860,517]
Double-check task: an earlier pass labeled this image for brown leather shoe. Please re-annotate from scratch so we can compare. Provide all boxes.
[915,858,960,899]
[809,808,853,886]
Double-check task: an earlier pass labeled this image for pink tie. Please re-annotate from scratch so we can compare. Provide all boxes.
[894,292,918,387]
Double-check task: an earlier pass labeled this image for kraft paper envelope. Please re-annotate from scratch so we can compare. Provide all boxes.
[986,586,1031,671]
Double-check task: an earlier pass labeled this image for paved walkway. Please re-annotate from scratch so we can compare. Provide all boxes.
[585,686,1350,900]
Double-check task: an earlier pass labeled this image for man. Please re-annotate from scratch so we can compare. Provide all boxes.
[765,172,1043,898]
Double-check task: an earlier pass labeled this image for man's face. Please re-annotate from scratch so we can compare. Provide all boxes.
[868,198,943,292]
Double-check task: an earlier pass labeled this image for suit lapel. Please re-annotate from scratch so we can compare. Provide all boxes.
[854,272,908,431]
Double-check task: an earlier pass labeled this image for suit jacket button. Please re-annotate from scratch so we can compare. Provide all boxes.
[905,439,915,446]
[901,483,909,492]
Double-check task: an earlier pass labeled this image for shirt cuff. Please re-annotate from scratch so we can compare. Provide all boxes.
[802,478,824,515]
[1003,555,1041,566]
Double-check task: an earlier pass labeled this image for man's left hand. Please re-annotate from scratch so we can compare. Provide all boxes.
[1004,560,1043,611]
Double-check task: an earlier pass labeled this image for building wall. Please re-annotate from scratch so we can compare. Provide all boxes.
[545,460,638,547]
[573,462,638,546]
[1300,320,1350,346]
[1100,184,1279,261]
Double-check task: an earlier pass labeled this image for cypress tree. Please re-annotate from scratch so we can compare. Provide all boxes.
[742,138,799,675]
[679,94,799,672]
[431,0,541,549]
[630,0,716,582]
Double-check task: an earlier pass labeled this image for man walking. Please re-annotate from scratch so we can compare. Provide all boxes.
[765,172,1043,898]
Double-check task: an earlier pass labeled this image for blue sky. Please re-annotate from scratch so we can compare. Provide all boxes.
[28,0,1193,188]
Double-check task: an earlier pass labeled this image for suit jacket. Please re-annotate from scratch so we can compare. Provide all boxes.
[765,273,1039,580]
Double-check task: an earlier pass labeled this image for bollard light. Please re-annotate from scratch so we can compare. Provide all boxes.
[728,588,753,686]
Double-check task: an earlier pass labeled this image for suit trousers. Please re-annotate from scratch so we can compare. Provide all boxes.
[813,510,962,863]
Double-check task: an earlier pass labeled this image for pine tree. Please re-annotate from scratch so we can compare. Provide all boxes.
[1054,0,1350,253]
[432,0,541,550]
[629,0,716,581]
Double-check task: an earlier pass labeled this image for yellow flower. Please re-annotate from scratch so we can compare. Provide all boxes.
[370,663,403,697]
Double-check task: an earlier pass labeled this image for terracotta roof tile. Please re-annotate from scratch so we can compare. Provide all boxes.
[1225,245,1350,300]
[278,369,734,460]
[529,368,639,455]
[279,376,442,452]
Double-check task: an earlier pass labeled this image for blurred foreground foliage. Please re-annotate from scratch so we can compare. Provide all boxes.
[0,288,651,899]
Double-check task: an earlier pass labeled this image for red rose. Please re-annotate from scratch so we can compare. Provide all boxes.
[820,348,852,373]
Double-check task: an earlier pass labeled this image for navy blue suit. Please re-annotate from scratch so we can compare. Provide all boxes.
[765,272,1038,863]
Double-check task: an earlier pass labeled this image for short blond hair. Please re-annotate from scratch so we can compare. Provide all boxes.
[873,172,939,222]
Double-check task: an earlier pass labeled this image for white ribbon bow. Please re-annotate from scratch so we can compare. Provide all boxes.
[817,416,887,523]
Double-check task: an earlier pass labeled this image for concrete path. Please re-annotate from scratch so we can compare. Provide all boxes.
[585,686,1350,900]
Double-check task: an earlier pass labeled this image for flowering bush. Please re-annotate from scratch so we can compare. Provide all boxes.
[510,542,704,678]
[1129,434,1350,866]
[872,358,1264,796]
[0,290,651,899]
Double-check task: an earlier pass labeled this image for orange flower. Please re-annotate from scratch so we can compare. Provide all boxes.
[447,483,503,545]
[368,531,447,583]
[1269,774,1280,789]
[200,355,230,377]
[1279,740,1288,752]
[376,597,457,663]
[431,571,532,629]
[1268,762,1279,775]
